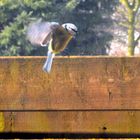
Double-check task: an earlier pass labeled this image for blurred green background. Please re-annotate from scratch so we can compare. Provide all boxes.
[1,0,139,56]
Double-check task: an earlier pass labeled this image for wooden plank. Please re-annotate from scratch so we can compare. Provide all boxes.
[0,57,140,110]
[2,111,140,133]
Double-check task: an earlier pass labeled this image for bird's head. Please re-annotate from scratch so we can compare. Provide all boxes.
[62,23,78,36]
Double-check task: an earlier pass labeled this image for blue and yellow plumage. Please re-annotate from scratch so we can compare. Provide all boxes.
[27,21,77,73]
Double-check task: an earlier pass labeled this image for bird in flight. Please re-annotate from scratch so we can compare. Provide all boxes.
[27,21,78,73]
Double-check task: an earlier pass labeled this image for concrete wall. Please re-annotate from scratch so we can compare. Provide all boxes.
[0,56,140,135]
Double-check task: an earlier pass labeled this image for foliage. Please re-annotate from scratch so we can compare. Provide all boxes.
[65,0,118,55]
[0,0,117,56]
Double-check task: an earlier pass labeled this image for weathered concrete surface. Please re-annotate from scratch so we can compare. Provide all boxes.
[0,56,140,110]
[0,56,140,134]
[0,113,4,132]
[2,111,140,133]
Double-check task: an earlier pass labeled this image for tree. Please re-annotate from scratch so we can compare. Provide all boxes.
[65,0,118,55]
[0,0,56,56]
[0,0,117,56]
[120,0,140,56]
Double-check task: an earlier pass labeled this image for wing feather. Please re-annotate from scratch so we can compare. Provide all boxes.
[27,21,59,46]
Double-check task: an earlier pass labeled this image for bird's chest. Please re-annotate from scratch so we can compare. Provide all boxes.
[51,32,72,53]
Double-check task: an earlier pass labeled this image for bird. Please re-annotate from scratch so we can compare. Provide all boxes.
[27,21,78,73]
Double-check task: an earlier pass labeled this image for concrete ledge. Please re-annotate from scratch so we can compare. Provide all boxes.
[2,111,140,133]
[0,56,140,133]
[0,56,140,110]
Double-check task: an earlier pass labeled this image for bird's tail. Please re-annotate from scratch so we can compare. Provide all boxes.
[43,51,55,73]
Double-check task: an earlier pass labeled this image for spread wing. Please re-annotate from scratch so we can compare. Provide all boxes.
[27,21,59,46]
